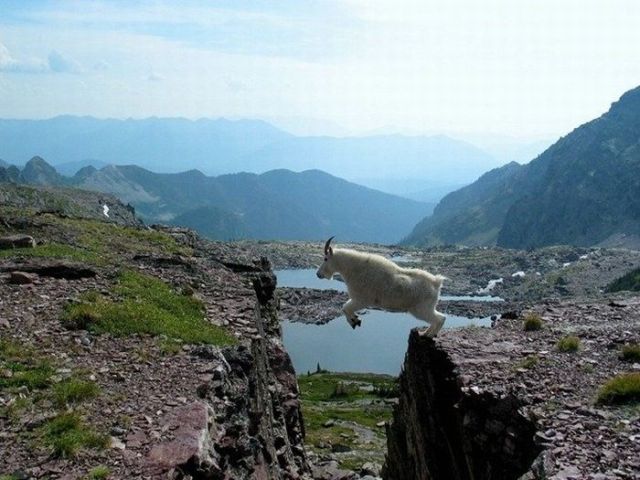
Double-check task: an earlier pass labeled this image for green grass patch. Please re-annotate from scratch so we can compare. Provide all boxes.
[298,370,394,467]
[71,217,190,259]
[86,465,111,480]
[53,378,100,407]
[158,338,183,356]
[596,373,640,405]
[0,211,191,266]
[516,355,539,370]
[0,339,34,361]
[620,344,640,362]
[320,405,392,430]
[42,412,109,458]
[0,243,98,263]
[556,335,580,352]
[1,396,33,421]
[0,340,54,391]
[62,270,235,345]
[298,372,396,403]
[523,313,543,331]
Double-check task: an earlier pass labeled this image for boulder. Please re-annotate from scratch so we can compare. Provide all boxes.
[0,235,36,249]
[1,261,97,280]
[8,271,37,285]
[147,402,217,475]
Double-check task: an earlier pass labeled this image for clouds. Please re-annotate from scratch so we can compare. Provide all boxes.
[0,42,47,73]
[0,1,639,138]
[48,50,80,73]
[0,42,80,74]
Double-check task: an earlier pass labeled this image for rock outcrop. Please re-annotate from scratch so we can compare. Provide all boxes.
[383,332,540,480]
[143,251,310,478]
[384,299,640,479]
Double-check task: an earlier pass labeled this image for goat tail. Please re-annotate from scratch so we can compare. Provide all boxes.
[434,274,447,285]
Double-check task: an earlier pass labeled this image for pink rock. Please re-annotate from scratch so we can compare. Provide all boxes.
[125,430,147,449]
[147,401,215,472]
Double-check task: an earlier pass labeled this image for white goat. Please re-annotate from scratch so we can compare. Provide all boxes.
[316,237,447,337]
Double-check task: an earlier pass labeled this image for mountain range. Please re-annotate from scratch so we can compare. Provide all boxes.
[0,116,503,199]
[404,85,640,249]
[0,157,432,244]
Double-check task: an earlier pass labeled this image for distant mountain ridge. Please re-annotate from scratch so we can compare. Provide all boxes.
[404,85,640,249]
[1,157,433,243]
[0,116,502,196]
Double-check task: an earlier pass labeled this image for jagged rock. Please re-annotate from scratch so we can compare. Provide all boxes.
[8,271,37,284]
[311,461,358,480]
[1,260,96,279]
[0,235,35,249]
[384,331,541,480]
[147,402,216,474]
[360,462,382,476]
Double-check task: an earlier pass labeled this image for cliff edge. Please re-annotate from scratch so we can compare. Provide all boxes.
[0,189,311,479]
[384,299,640,479]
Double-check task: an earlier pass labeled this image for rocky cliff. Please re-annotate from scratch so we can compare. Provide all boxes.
[405,85,640,249]
[0,192,311,479]
[384,300,640,479]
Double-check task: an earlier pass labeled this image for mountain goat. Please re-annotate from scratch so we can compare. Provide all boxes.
[316,237,447,337]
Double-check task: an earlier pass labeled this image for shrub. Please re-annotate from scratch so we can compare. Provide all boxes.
[596,372,640,405]
[557,336,580,352]
[53,378,100,407]
[620,344,640,362]
[523,313,543,331]
[516,355,539,370]
[42,412,109,458]
[87,465,111,480]
[61,303,101,330]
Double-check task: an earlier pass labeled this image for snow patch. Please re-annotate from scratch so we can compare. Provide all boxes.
[512,271,526,278]
[477,278,503,294]
[103,204,110,218]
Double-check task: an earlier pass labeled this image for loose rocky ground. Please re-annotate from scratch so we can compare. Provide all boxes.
[0,205,311,479]
[3,186,640,479]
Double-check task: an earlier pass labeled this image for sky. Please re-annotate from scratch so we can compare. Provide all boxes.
[1,0,640,139]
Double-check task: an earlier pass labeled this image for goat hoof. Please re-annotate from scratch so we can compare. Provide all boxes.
[355,318,362,327]
[418,328,434,338]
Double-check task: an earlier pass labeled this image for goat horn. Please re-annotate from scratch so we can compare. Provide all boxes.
[324,236,335,254]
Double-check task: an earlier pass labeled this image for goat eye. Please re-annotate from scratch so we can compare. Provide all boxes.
[324,256,328,262]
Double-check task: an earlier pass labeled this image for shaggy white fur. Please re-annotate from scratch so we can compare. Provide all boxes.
[316,239,446,337]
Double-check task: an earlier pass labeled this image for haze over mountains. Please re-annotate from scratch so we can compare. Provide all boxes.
[0,157,432,244]
[0,116,506,202]
[404,85,640,250]
[3,85,639,250]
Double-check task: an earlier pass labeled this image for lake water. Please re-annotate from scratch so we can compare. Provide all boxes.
[276,268,495,375]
